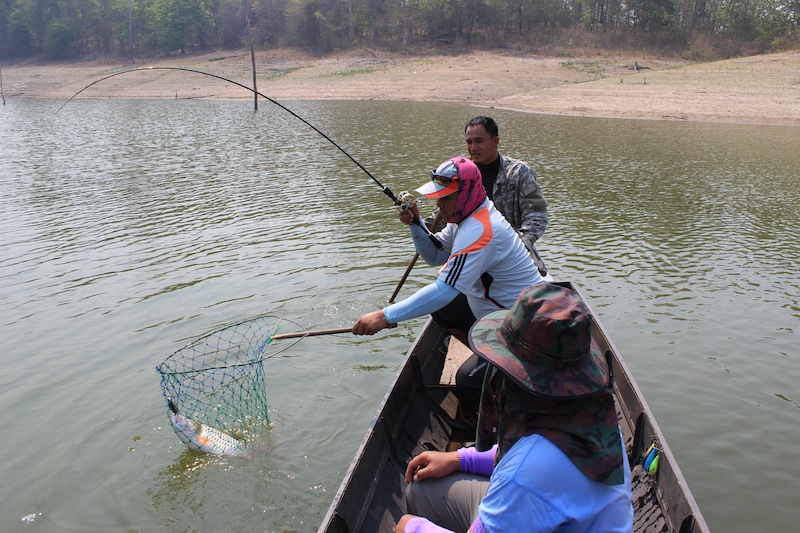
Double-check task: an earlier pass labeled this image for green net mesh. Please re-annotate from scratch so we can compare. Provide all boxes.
[156,315,301,445]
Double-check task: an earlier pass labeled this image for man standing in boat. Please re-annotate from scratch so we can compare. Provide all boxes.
[448,116,549,423]
[465,116,548,275]
[396,283,634,533]
[352,156,542,348]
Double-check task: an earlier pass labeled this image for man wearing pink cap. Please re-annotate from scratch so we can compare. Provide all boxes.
[353,156,542,346]
[353,156,544,420]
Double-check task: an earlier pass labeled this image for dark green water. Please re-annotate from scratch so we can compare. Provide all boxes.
[1,98,798,532]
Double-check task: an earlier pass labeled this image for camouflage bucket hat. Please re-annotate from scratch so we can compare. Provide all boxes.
[468,283,609,399]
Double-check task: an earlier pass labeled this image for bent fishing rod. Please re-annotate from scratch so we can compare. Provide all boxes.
[57,66,442,249]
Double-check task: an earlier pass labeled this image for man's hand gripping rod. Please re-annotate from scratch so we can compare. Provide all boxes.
[391,189,442,249]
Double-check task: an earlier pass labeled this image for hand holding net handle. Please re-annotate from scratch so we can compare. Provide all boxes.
[271,327,352,340]
[271,323,396,341]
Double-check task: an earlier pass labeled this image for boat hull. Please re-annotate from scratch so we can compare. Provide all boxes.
[319,281,710,533]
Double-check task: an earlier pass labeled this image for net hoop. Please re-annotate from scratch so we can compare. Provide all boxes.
[156,314,306,446]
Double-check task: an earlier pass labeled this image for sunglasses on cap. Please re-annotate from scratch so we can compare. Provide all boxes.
[430,172,458,187]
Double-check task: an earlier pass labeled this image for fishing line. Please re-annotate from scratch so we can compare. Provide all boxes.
[58,66,443,248]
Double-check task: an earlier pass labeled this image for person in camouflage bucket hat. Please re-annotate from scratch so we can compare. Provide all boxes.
[468,281,608,398]
[395,283,633,533]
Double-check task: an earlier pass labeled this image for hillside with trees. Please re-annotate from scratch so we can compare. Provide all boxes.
[1,0,798,62]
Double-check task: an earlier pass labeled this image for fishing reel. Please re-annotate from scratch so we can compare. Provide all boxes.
[394,190,442,249]
[395,191,418,211]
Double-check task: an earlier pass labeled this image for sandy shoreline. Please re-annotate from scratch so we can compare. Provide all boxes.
[2,48,799,126]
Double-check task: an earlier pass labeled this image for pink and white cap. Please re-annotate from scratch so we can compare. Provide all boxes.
[416,157,486,223]
[416,159,461,198]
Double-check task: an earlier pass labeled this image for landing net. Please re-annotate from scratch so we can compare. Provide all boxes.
[155,315,302,443]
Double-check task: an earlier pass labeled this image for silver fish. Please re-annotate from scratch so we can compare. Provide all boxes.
[167,400,246,456]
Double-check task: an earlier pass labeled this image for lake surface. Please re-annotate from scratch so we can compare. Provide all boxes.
[1,97,798,532]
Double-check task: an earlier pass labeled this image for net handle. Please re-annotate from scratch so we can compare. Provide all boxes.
[270,323,396,340]
[270,327,354,340]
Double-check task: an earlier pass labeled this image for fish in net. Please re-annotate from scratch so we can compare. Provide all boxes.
[155,315,304,456]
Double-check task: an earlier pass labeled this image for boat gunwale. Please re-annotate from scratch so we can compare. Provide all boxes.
[570,282,710,533]
[318,281,711,533]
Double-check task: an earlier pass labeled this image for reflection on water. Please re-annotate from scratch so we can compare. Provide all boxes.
[1,98,799,532]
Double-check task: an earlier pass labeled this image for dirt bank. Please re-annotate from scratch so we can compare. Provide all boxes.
[2,48,799,126]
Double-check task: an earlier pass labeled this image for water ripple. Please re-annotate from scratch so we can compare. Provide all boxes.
[2,99,799,532]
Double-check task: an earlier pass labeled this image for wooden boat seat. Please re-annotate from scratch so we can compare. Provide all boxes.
[440,336,473,386]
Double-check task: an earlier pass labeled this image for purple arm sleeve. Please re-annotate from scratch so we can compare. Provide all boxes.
[470,515,487,533]
[457,445,497,477]
[404,516,455,533]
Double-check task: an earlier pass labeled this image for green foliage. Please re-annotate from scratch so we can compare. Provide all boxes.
[321,66,378,76]
[216,0,246,49]
[252,0,289,46]
[6,8,36,56]
[756,5,796,45]
[150,0,216,52]
[634,0,678,30]
[43,17,76,59]
[0,0,797,59]
[560,60,606,75]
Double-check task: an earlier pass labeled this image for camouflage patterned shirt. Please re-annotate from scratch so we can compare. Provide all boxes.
[489,154,548,253]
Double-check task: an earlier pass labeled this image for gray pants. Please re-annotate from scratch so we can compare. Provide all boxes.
[405,473,490,532]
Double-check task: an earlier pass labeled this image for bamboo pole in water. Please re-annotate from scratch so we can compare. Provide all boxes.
[271,327,353,340]
[243,0,258,110]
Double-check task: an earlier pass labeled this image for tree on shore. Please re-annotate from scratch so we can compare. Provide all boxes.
[0,0,797,61]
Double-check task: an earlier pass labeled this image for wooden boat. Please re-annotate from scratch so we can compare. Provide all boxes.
[318,281,711,533]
